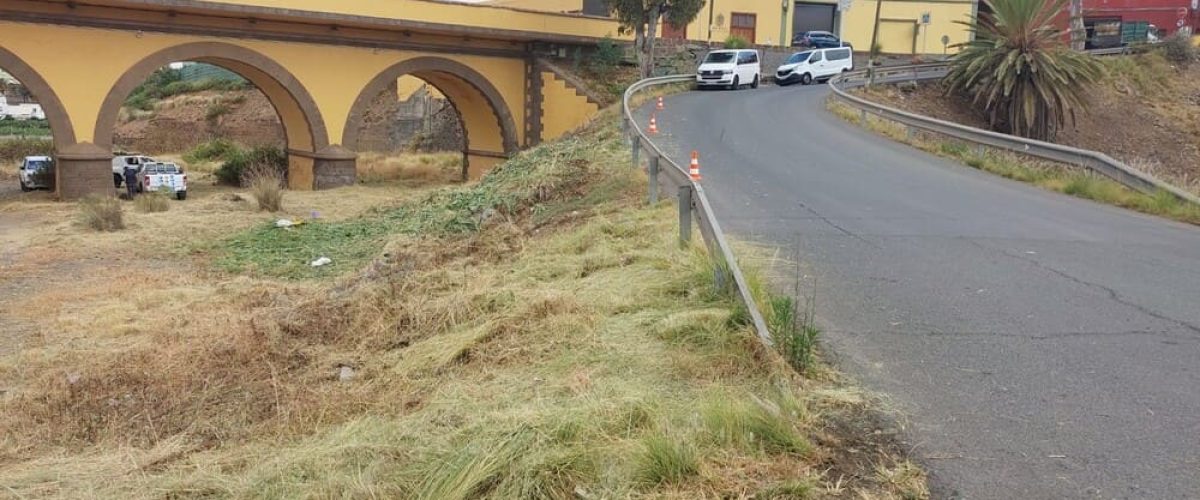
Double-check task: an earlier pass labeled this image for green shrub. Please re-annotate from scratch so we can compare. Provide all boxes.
[0,137,54,163]
[134,189,172,213]
[770,295,820,375]
[215,145,287,186]
[1162,33,1195,67]
[723,35,750,49]
[588,37,624,76]
[78,195,124,232]
[183,138,241,164]
[205,102,232,122]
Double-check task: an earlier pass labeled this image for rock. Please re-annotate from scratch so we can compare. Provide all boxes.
[337,365,356,382]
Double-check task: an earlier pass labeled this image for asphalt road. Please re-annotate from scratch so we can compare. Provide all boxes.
[639,84,1200,499]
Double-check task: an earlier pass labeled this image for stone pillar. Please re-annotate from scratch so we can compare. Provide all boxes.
[312,145,358,190]
[55,143,113,200]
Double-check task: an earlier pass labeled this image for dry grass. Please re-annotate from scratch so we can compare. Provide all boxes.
[76,195,125,232]
[246,164,285,212]
[356,151,462,185]
[133,189,171,213]
[0,117,923,498]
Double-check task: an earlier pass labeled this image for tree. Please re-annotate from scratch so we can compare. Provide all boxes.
[944,0,1102,141]
[1068,0,1085,51]
[604,0,706,78]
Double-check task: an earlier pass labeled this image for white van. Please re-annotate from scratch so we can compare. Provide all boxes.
[775,46,854,86]
[696,49,761,90]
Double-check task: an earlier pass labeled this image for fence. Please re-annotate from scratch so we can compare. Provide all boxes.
[828,63,1200,206]
[621,75,774,347]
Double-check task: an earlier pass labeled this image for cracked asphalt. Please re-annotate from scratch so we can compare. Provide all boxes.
[640,84,1200,499]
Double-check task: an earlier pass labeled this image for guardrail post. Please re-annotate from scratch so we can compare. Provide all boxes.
[713,258,727,292]
[677,185,692,248]
[647,154,660,205]
[906,125,915,142]
[859,109,867,127]
[630,134,641,168]
[976,144,986,158]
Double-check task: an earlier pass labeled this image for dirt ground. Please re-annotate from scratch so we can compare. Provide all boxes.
[0,161,450,361]
[858,54,1200,192]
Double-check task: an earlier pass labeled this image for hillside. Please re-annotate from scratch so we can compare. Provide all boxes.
[0,111,926,498]
[113,89,284,154]
[856,53,1200,192]
[113,85,464,156]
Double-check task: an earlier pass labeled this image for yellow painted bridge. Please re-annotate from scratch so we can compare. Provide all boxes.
[0,0,619,198]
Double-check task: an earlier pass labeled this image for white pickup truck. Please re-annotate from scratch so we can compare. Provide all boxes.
[18,156,53,192]
[137,162,188,200]
[112,155,157,188]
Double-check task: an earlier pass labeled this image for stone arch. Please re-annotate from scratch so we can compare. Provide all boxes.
[0,46,77,149]
[343,57,520,179]
[94,42,335,188]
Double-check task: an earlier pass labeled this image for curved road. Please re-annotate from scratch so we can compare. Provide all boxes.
[640,84,1200,499]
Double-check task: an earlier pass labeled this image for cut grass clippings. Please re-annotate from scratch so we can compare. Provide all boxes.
[0,112,924,499]
[827,99,1200,225]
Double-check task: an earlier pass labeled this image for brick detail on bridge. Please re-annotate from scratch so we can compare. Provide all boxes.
[55,143,114,200]
[310,146,359,190]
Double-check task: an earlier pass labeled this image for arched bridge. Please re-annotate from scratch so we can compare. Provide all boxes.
[0,0,616,198]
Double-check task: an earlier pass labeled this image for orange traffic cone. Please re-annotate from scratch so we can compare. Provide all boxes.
[648,114,659,135]
[689,151,702,181]
[656,96,665,110]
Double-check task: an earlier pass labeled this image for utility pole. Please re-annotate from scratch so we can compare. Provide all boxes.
[1069,0,1085,50]
[868,0,883,86]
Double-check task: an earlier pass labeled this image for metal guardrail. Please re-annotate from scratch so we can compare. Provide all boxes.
[828,63,1200,207]
[621,75,775,348]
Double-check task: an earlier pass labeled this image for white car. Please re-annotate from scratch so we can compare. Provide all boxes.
[112,154,157,188]
[18,156,53,192]
[696,49,761,90]
[775,47,854,86]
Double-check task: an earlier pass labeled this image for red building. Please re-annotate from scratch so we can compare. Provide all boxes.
[1057,0,1198,48]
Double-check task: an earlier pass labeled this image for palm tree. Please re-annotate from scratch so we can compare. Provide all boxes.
[944,0,1102,141]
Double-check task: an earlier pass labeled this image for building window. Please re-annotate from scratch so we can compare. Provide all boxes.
[730,12,757,43]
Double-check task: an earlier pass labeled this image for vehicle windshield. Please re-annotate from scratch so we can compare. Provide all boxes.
[786,51,814,64]
[26,160,50,170]
[703,52,736,64]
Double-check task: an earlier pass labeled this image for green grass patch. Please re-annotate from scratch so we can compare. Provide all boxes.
[0,118,51,137]
[636,434,700,485]
[216,129,624,279]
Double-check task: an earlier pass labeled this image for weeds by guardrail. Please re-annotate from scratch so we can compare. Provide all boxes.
[621,75,774,347]
[828,63,1200,207]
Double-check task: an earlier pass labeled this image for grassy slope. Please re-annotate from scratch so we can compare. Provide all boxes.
[826,100,1200,225]
[0,113,925,499]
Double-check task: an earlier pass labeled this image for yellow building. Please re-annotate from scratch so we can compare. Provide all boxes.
[838,0,975,54]
[487,0,975,53]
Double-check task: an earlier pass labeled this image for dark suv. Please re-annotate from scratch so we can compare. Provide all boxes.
[791,31,851,50]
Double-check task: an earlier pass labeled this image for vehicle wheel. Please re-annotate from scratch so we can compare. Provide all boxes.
[729,76,740,90]
[751,75,760,89]
[176,191,187,201]
[800,73,813,85]
[19,179,31,192]
[113,173,123,188]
